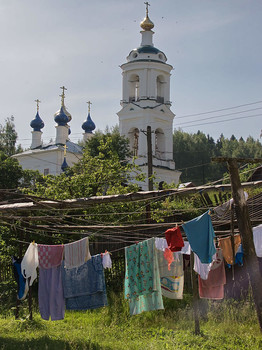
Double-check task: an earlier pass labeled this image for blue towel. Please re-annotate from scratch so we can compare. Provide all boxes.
[182,211,216,264]
[62,254,107,310]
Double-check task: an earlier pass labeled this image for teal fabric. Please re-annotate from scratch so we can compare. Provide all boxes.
[124,238,163,315]
[182,211,216,263]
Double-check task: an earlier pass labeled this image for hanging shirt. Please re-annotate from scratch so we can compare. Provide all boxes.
[21,242,39,286]
[157,249,184,299]
[62,255,108,310]
[124,238,163,315]
[64,237,91,269]
[165,226,184,252]
[182,211,216,263]
[38,244,64,269]
[198,249,226,300]
[218,234,241,265]
[253,224,262,257]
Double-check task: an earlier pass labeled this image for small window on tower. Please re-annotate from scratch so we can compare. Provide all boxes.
[44,168,49,176]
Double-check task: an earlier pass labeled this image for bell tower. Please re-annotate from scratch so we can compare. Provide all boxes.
[117,3,181,188]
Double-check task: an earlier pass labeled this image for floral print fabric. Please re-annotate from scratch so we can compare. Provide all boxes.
[124,238,163,315]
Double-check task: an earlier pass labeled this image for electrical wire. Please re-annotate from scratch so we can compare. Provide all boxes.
[176,100,262,119]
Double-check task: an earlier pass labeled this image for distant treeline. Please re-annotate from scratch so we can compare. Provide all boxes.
[173,130,262,185]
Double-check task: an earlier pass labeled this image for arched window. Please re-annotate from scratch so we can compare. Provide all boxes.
[155,128,165,159]
[156,75,165,103]
[128,127,139,156]
[128,74,140,102]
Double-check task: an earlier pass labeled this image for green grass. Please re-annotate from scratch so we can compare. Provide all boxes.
[0,293,262,350]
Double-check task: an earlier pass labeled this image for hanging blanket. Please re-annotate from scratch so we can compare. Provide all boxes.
[124,238,163,315]
[61,254,107,310]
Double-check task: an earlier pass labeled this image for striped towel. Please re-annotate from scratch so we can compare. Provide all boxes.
[64,237,91,269]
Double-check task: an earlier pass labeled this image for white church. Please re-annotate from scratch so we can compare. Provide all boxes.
[13,5,181,189]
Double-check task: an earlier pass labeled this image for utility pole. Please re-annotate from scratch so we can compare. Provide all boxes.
[146,125,153,191]
[140,126,154,191]
[212,157,262,332]
[141,126,154,223]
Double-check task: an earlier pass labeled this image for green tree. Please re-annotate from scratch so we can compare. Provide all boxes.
[25,134,142,200]
[0,152,23,189]
[0,116,22,156]
[83,125,131,162]
[173,130,262,185]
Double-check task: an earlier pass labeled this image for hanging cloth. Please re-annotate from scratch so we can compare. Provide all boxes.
[38,244,65,321]
[155,237,168,252]
[38,244,64,269]
[253,224,262,257]
[157,249,184,299]
[165,226,184,252]
[124,238,163,315]
[218,234,241,265]
[61,255,107,310]
[12,257,29,301]
[198,249,226,300]
[101,251,112,269]
[38,265,65,321]
[182,211,216,264]
[21,242,39,286]
[194,252,216,280]
[64,237,91,269]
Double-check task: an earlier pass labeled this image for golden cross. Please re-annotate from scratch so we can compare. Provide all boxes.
[87,101,92,114]
[144,2,150,16]
[63,144,68,157]
[60,86,67,106]
[35,99,41,112]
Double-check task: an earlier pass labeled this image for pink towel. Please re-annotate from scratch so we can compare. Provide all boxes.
[38,244,64,269]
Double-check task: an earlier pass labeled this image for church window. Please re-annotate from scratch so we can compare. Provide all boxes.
[155,128,165,159]
[128,74,140,102]
[156,75,165,104]
[128,128,139,156]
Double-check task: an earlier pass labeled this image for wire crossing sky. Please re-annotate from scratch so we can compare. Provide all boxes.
[0,0,261,149]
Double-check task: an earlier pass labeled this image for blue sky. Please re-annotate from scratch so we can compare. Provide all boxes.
[0,0,261,149]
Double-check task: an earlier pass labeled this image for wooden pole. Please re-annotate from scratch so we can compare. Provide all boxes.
[213,157,262,332]
[230,204,235,281]
[146,125,153,191]
[190,252,200,335]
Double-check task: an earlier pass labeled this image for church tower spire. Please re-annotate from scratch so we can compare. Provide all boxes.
[117,3,181,189]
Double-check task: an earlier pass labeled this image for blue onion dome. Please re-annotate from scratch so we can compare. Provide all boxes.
[63,105,72,122]
[30,111,44,131]
[61,157,69,172]
[82,112,96,133]
[54,106,69,126]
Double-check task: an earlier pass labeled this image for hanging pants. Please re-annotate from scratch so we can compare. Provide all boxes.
[38,265,65,321]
